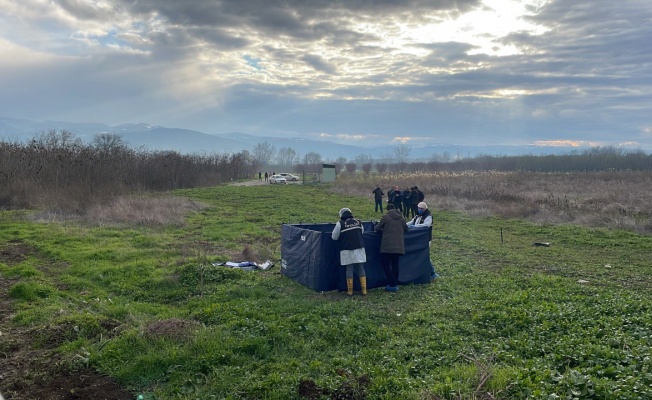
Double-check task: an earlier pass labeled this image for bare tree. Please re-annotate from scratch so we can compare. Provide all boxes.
[92,133,127,153]
[394,144,412,164]
[376,162,388,174]
[252,141,276,166]
[34,129,82,149]
[335,157,347,172]
[276,146,298,166]
[431,151,452,163]
[303,151,322,165]
[355,154,371,165]
[299,151,323,174]
[361,163,372,174]
[345,162,357,174]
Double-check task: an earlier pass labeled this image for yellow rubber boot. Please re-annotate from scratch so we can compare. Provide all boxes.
[360,276,368,296]
[346,278,354,296]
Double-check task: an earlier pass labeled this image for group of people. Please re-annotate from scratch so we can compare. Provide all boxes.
[372,185,425,219]
[331,190,437,296]
[259,171,277,181]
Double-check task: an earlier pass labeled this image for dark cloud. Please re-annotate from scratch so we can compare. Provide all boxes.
[56,0,116,21]
[301,54,337,74]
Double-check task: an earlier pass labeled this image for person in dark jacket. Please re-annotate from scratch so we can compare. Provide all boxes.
[402,187,412,218]
[372,185,384,213]
[410,186,424,217]
[390,186,403,213]
[332,207,367,296]
[374,203,408,292]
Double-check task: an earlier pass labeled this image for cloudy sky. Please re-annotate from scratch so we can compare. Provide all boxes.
[1,0,651,149]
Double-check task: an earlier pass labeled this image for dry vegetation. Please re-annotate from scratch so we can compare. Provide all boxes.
[27,195,206,227]
[333,170,652,234]
[0,130,258,212]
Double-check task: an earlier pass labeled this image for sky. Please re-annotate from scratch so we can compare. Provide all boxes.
[1,0,651,149]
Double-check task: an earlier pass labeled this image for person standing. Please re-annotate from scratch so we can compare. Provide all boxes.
[374,203,408,292]
[410,186,422,217]
[258,171,262,181]
[407,201,438,280]
[332,208,368,296]
[390,186,403,214]
[264,171,269,181]
[372,185,384,213]
[402,187,412,218]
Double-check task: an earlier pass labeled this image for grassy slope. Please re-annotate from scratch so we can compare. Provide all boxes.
[1,183,651,399]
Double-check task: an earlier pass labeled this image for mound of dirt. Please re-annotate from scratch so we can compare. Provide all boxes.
[298,371,370,400]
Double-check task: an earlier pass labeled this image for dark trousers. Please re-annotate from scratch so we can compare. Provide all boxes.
[375,199,383,212]
[393,201,403,213]
[411,204,419,217]
[380,253,401,286]
[403,201,412,218]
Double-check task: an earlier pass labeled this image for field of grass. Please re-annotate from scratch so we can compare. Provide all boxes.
[1,181,652,399]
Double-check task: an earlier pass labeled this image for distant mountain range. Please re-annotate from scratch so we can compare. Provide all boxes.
[0,116,592,161]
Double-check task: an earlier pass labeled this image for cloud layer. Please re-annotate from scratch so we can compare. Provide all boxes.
[1,0,651,148]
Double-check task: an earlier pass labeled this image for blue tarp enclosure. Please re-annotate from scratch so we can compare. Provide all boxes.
[281,222,432,292]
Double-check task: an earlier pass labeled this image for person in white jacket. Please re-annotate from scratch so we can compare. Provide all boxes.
[407,202,438,280]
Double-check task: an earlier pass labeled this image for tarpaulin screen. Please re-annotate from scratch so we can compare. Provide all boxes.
[281,222,431,292]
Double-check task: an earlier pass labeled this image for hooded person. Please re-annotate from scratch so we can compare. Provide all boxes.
[407,202,438,280]
[374,203,408,291]
[331,207,368,296]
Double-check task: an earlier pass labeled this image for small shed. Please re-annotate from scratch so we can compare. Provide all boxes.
[320,164,337,182]
[281,222,432,292]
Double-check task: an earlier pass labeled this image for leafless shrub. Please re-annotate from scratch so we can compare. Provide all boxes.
[375,162,388,174]
[0,131,257,212]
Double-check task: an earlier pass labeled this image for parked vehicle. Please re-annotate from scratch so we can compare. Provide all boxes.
[279,173,300,181]
[269,175,287,184]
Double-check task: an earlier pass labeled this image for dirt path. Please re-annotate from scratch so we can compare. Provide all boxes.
[231,179,302,186]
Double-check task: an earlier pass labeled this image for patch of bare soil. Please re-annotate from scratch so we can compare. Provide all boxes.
[144,318,201,341]
[298,369,370,400]
[0,240,134,400]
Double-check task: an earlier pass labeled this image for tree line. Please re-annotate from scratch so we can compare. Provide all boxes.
[0,130,259,211]
[3,131,651,212]
[256,139,652,174]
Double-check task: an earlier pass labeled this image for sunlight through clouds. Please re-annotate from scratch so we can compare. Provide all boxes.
[402,0,551,57]
[0,0,651,149]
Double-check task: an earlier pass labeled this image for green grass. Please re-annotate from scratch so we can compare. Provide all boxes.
[1,183,652,399]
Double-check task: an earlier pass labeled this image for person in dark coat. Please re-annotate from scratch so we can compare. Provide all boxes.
[390,186,403,213]
[410,186,423,217]
[402,187,412,218]
[372,185,384,213]
[374,203,408,291]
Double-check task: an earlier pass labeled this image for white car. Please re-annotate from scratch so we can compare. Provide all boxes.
[279,173,300,181]
[269,175,287,184]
